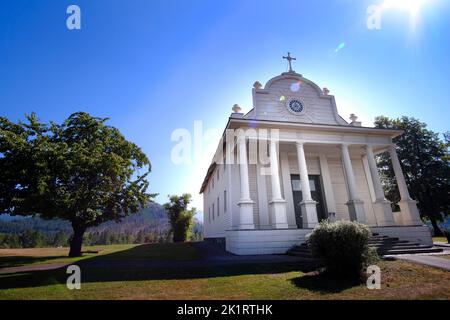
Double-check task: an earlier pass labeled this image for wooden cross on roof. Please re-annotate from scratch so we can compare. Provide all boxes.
[283,52,296,73]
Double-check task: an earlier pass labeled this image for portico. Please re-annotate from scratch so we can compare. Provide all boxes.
[232,132,418,230]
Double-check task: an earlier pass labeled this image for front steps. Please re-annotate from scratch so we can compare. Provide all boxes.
[287,234,443,258]
[368,234,443,255]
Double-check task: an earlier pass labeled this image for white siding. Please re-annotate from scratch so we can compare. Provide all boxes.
[203,164,229,239]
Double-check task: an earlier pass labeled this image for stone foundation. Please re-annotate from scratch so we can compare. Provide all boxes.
[225,228,312,255]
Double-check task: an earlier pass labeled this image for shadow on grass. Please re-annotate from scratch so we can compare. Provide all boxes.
[0,255,68,268]
[290,272,363,294]
[0,243,319,290]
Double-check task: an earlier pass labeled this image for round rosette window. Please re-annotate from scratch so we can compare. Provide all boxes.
[287,98,305,114]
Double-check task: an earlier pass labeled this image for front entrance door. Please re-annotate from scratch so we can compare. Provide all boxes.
[291,175,327,228]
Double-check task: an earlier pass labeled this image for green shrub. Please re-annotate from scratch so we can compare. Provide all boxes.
[308,220,378,279]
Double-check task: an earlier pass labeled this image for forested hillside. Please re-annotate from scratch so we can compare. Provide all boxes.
[0,203,203,248]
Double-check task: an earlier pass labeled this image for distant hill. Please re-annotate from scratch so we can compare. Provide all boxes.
[0,202,168,235]
[0,203,203,248]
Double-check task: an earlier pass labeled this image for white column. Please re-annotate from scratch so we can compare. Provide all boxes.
[389,145,411,201]
[256,162,270,229]
[365,146,386,201]
[296,142,318,228]
[237,136,254,229]
[296,142,312,201]
[340,144,366,223]
[268,139,288,228]
[280,152,297,228]
[319,154,336,218]
[365,145,395,226]
[388,145,422,225]
[269,140,283,200]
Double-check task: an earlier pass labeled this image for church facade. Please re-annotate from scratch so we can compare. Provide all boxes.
[200,57,432,255]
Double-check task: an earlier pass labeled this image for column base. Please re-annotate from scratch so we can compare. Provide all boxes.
[238,199,255,229]
[269,199,289,229]
[399,199,423,226]
[301,200,319,228]
[346,199,366,223]
[373,199,396,226]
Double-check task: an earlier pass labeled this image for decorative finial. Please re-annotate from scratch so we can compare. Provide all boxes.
[323,87,330,95]
[349,114,358,122]
[232,104,242,113]
[282,52,297,73]
[253,81,262,89]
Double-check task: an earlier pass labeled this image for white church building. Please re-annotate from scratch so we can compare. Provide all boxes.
[200,54,432,255]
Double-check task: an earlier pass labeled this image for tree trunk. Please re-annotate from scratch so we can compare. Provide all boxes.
[69,224,86,257]
[429,216,443,237]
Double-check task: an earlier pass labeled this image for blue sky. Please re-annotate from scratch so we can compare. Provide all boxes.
[0,0,449,215]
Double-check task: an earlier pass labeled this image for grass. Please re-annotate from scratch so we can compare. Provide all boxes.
[433,237,449,243]
[1,243,449,300]
[0,245,135,268]
[0,243,198,268]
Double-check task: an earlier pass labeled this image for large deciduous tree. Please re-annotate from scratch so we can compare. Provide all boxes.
[164,194,195,243]
[0,112,154,256]
[374,116,450,236]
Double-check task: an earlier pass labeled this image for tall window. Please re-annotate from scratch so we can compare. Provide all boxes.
[208,207,211,222]
[217,197,220,217]
[217,169,219,181]
[224,190,227,213]
[212,203,215,220]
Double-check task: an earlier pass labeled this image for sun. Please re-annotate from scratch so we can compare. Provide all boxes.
[382,0,426,17]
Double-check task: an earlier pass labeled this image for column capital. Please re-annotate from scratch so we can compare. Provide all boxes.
[236,135,246,144]
[295,141,305,148]
[340,143,350,150]
[388,144,397,153]
[270,137,280,145]
[364,144,374,152]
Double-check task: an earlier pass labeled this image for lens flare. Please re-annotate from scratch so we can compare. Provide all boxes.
[383,0,425,17]
[334,42,346,53]
[279,95,286,102]
[290,81,301,92]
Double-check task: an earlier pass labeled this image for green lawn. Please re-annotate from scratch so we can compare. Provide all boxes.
[1,243,449,300]
[433,237,449,243]
[0,243,198,269]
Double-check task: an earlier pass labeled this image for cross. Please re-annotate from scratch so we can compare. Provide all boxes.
[283,52,296,73]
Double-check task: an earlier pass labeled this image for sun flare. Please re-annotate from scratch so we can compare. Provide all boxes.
[383,0,426,17]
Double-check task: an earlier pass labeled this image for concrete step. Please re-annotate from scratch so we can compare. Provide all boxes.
[370,242,421,248]
[288,233,443,257]
[375,244,434,251]
[368,238,400,243]
[379,247,443,255]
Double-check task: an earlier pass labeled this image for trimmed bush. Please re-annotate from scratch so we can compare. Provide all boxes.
[308,220,378,279]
